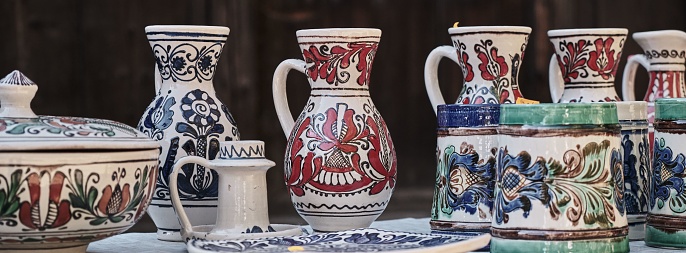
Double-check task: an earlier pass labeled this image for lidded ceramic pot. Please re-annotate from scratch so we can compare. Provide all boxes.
[492,103,628,253]
[431,104,499,233]
[646,98,686,248]
[0,71,160,253]
[615,101,649,241]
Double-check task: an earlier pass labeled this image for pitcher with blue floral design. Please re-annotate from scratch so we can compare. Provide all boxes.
[138,25,240,241]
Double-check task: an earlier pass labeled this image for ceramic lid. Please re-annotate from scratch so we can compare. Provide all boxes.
[656,98,686,121]
[615,101,647,121]
[0,70,159,151]
[500,103,619,126]
[437,104,499,128]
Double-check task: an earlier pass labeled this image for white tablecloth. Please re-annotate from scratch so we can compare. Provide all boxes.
[87,218,677,253]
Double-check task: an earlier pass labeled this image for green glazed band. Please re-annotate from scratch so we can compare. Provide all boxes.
[500,103,618,126]
[490,236,629,253]
[656,98,686,121]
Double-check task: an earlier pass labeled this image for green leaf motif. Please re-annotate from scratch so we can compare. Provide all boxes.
[670,193,686,213]
[89,217,108,226]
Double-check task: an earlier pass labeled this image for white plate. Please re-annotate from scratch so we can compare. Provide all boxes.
[187,228,491,253]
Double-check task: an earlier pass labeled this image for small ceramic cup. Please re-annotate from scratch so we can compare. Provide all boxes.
[431,104,499,233]
[646,98,686,248]
[615,101,649,241]
[548,28,628,103]
[491,103,628,253]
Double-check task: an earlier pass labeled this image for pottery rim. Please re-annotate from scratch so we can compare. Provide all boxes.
[615,101,647,121]
[144,25,230,34]
[633,29,686,40]
[448,26,532,35]
[547,28,628,37]
[296,28,381,38]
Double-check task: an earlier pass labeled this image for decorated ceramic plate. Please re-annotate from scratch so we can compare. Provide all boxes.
[187,228,491,253]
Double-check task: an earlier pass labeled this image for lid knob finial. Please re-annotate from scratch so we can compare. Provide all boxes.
[0,70,38,118]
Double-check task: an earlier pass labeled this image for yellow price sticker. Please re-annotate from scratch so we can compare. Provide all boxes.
[516,97,540,104]
[288,246,305,252]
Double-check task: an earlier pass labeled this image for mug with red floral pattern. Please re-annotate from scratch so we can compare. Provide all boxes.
[548,28,628,103]
[424,26,531,113]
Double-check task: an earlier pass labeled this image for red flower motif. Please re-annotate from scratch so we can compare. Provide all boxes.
[588,38,619,80]
[306,107,369,153]
[19,172,71,230]
[457,51,474,82]
[365,117,397,195]
[302,43,378,86]
[557,40,590,83]
[98,182,131,216]
[285,104,395,196]
[476,45,508,81]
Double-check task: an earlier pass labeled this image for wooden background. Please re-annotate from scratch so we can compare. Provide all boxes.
[1,0,684,232]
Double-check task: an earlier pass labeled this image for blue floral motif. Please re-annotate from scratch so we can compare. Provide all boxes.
[171,56,186,71]
[621,132,649,215]
[198,55,213,72]
[141,95,175,141]
[181,89,221,127]
[432,143,495,220]
[188,228,475,252]
[494,140,623,228]
[651,137,686,213]
[152,42,223,83]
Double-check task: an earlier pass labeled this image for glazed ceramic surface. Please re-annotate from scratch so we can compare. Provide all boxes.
[548,28,628,103]
[616,102,649,241]
[622,30,686,154]
[186,228,491,253]
[169,141,303,241]
[646,98,686,248]
[424,26,530,111]
[492,103,628,253]
[0,71,160,253]
[138,25,240,241]
[273,28,397,232]
[431,105,498,233]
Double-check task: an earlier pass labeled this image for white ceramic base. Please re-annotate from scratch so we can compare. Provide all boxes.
[183,224,304,241]
[149,198,218,242]
[1,245,88,253]
[305,215,378,232]
[157,228,183,241]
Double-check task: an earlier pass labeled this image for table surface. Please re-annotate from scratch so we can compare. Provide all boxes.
[87,218,678,253]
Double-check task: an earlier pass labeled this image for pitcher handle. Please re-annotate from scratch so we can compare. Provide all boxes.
[169,156,215,240]
[424,46,459,114]
[548,54,565,103]
[622,54,650,101]
[273,59,307,137]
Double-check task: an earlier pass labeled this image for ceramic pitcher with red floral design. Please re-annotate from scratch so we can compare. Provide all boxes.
[548,28,628,103]
[424,26,531,113]
[273,28,397,232]
[622,30,686,126]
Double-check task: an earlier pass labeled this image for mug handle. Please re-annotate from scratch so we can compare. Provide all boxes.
[424,46,459,114]
[548,54,566,103]
[273,59,307,137]
[169,156,215,240]
[622,54,650,101]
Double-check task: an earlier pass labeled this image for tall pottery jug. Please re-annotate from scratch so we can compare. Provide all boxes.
[424,26,531,112]
[622,30,686,145]
[273,28,397,232]
[138,25,240,241]
[548,28,628,103]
